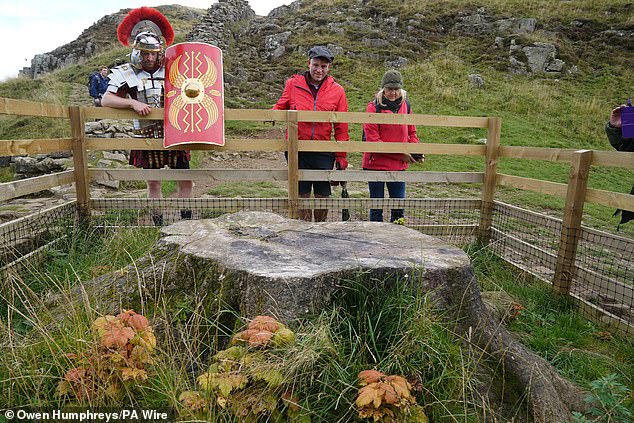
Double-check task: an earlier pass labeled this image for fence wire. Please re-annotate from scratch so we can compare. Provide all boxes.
[0,201,76,268]
[491,201,633,333]
[489,202,561,281]
[90,198,290,226]
[91,197,481,245]
[573,227,634,328]
[3,196,631,333]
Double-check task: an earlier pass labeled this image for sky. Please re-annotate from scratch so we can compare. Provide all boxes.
[0,0,295,81]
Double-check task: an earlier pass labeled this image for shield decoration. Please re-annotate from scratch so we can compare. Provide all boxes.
[164,42,225,147]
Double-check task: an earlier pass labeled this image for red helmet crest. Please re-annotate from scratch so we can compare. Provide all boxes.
[117,7,174,47]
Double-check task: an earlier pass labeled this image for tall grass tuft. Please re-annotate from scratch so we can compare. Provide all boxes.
[2,227,633,420]
[278,273,481,421]
[0,225,238,413]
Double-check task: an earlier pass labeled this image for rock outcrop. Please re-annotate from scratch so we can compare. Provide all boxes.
[20,6,205,79]
[18,0,633,96]
[11,154,69,180]
[186,0,256,51]
[20,14,123,79]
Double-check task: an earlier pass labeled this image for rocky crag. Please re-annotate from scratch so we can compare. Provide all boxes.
[20,0,633,106]
[19,5,205,79]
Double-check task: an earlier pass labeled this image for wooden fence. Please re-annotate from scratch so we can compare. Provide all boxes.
[1,96,633,334]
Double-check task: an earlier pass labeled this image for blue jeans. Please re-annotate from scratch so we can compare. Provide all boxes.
[368,181,406,222]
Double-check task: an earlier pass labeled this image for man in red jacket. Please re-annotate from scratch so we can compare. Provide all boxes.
[274,46,349,222]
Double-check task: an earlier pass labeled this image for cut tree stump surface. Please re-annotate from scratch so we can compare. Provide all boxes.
[159,211,471,320]
[160,210,469,279]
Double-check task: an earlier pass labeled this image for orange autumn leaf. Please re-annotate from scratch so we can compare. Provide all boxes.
[356,384,382,409]
[387,375,412,400]
[248,331,274,347]
[116,310,149,330]
[240,328,260,341]
[382,383,399,405]
[248,315,280,333]
[120,367,148,382]
[373,383,388,408]
[101,325,135,349]
[92,315,120,337]
[116,309,135,324]
[358,370,385,385]
[129,314,149,330]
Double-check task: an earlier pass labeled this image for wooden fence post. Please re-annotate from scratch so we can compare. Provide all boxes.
[477,117,501,244]
[553,149,592,295]
[69,106,90,222]
[286,110,299,219]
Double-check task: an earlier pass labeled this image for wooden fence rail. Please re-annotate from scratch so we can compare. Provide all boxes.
[1,97,633,334]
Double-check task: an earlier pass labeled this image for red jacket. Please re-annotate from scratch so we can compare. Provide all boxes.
[362,100,419,171]
[274,74,349,158]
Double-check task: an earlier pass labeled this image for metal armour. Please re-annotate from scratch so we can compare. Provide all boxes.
[108,64,165,132]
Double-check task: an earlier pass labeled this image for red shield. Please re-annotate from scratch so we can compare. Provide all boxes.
[164,42,225,147]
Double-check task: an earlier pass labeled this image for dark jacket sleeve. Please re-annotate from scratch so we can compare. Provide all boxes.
[89,77,99,98]
[605,122,634,152]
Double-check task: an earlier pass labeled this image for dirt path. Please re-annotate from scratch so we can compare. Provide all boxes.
[192,128,288,197]
[69,83,94,107]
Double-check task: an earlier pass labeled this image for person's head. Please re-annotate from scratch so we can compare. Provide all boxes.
[99,66,108,76]
[117,7,174,72]
[307,46,334,84]
[380,70,405,102]
[131,31,163,72]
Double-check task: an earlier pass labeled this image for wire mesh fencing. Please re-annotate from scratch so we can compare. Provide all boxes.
[0,201,77,270]
[572,227,634,330]
[90,197,482,245]
[489,202,562,282]
[2,195,631,334]
[303,197,481,244]
[490,201,634,334]
[90,198,291,226]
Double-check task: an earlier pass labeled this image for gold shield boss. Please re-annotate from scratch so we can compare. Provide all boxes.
[164,42,225,147]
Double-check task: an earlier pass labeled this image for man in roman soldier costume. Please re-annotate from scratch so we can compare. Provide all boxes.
[102,7,192,225]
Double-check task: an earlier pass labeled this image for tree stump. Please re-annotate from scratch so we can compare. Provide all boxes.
[71,211,586,421]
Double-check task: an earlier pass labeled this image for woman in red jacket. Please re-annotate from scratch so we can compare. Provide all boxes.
[362,70,422,222]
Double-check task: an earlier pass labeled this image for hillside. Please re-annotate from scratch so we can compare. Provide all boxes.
[1,2,634,421]
[0,0,633,232]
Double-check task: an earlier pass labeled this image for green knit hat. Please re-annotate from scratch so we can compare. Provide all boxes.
[381,70,403,88]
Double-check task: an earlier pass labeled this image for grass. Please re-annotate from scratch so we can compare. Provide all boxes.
[206,181,287,198]
[469,246,634,390]
[0,166,13,183]
[1,226,632,420]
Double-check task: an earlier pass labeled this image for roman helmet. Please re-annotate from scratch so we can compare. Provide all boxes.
[117,7,174,69]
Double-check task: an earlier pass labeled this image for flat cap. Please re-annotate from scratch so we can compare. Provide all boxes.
[308,46,334,62]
